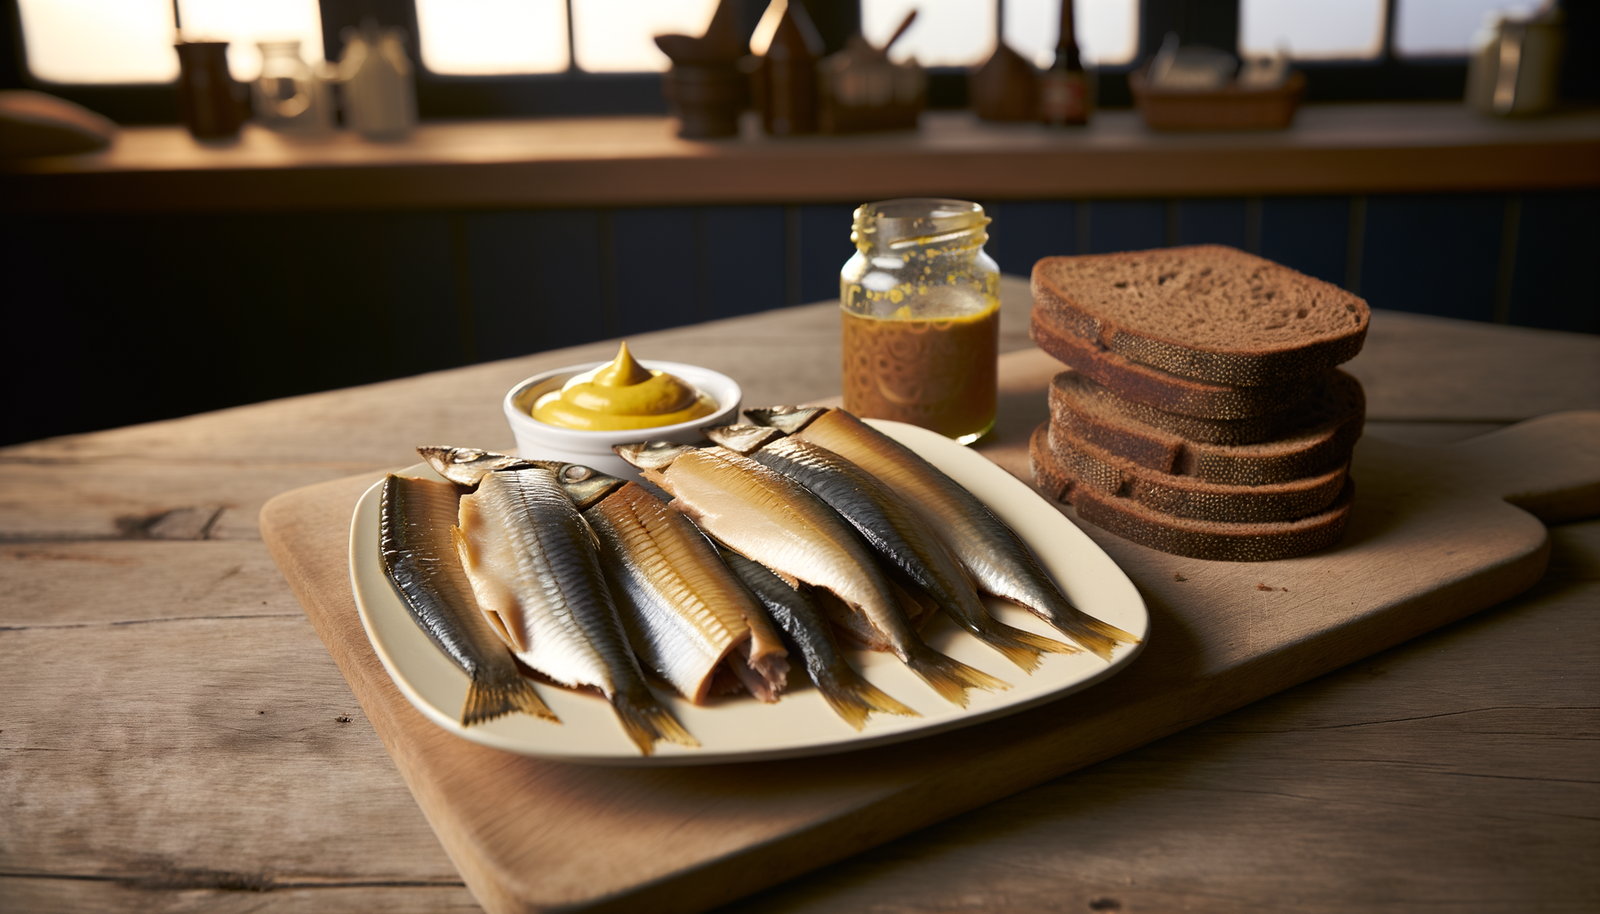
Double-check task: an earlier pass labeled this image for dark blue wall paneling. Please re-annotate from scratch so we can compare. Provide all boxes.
[1508,189,1600,333]
[983,200,1077,277]
[1361,193,1504,322]
[798,203,857,304]
[465,210,608,361]
[1086,200,1167,254]
[1260,196,1350,288]
[4,189,1595,448]
[1177,198,1250,250]
[703,205,788,320]
[611,207,699,335]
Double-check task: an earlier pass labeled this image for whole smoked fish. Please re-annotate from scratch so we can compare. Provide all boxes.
[745,406,1138,661]
[378,474,556,726]
[718,546,918,729]
[705,424,1076,672]
[539,461,791,704]
[454,466,696,755]
[615,441,1008,707]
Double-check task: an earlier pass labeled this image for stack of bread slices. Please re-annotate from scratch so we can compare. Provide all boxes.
[1027,245,1370,562]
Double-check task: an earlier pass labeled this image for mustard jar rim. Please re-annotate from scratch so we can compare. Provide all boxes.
[851,198,990,252]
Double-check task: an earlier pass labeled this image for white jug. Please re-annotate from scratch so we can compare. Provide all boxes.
[339,21,416,139]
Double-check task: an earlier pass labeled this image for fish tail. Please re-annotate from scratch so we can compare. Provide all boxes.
[970,621,1079,673]
[461,674,560,727]
[1049,612,1140,662]
[612,691,699,756]
[905,645,1010,708]
[816,670,920,731]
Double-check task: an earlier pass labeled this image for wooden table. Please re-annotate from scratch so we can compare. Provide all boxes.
[3,277,1596,912]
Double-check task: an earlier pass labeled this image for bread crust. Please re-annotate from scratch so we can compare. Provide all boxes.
[1049,369,1366,485]
[1031,308,1322,419]
[1030,423,1352,562]
[1031,245,1370,387]
[1048,422,1348,523]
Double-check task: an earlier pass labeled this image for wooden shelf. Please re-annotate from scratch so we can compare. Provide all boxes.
[3,104,1598,213]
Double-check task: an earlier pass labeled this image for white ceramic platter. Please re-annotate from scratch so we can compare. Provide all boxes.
[349,420,1149,765]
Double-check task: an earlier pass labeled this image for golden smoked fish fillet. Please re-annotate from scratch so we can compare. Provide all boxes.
[454,467,696,755]
[705,425,1077,673]
[748,406,1139,661]
[617,442,1008,707]
[585,480,790,703]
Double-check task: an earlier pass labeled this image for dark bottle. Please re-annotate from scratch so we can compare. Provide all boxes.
[1038,0,1090,125]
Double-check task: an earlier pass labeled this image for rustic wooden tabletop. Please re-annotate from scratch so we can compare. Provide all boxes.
[3,276,1596,912]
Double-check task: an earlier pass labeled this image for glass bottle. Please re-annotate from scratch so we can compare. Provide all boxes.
[840,199,1000,445]
[1039,0,1091,126]
[254,41,328,133]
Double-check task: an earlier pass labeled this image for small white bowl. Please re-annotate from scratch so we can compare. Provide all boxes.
[503,360,742,481]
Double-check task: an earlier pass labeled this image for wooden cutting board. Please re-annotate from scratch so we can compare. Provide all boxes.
[261,348,1600,914]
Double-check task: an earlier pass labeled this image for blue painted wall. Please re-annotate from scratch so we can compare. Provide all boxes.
[3,189,1595,445]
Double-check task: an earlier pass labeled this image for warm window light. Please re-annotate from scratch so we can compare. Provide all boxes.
[1240,0,1387,60]
[1003,0,1140,68]
[1395,0,1541,56]
[17,0,179,84]
[178,0,324,80]
[415,0,569,75]
[861,0,995,67]
[572,0,720,73]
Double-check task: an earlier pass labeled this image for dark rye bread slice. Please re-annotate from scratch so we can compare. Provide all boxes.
[1031,245,1370,387]
[1030,424,1353,562]
[1047,421,1349,524]
[1031,307,1322,419]
[1049,369,1367,486]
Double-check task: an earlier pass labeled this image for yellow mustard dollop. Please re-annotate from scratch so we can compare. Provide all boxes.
[532,342,719,431]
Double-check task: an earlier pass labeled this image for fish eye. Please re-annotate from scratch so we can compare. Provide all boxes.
[562,465,592,482]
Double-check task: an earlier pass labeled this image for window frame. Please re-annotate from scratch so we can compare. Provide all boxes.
[1,0,1581,125]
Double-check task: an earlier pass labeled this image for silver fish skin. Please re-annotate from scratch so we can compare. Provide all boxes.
[614,441,1008,707]
[744,407,1138,661]
[378,474,557,726]
[418,446,538,487]
[704,428,1076,672]
[454,467,696,755]
[582,480,790,704]
[718,547,918,729]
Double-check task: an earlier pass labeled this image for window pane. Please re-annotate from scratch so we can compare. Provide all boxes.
[1395,0,1527,56]
[572,0,720,73]
[1239,0,1387,60]
[18,0,179,84]
[416,0,569,75]
[179,0,324,81]
[862,0,995,68]
[1003,0,1140,68]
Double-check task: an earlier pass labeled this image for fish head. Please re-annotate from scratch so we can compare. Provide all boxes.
[417,446,535,487]
[612,440,696,471]
[743,406,828,435]
[542,462,627,510]
[701,424,785,456]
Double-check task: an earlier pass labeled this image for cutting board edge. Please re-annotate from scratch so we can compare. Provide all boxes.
[258,455,1559,914]
[528,526,1555,914]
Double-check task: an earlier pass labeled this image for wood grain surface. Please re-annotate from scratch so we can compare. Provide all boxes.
[258,357,1599,913]
[3,105,1597,213]
[2,276,1597,913]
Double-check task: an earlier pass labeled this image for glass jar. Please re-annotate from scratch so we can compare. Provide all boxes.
[840,198,1000,444]
[254,41,330,133]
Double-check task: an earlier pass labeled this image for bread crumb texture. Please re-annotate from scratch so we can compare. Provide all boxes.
[1033,245,1370,386]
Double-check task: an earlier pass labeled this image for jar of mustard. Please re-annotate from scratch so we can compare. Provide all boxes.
[840,198,1000,444]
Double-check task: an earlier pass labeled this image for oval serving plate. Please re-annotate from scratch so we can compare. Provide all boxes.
[349,419,1148,765]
